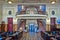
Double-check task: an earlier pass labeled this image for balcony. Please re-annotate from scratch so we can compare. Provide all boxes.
[16,8,47,19]
[16,13,47,19]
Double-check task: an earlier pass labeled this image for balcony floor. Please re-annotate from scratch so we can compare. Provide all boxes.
[20,32,44,40]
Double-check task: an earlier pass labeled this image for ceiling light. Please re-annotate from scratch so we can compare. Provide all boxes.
[51,1,56,4]
[8,1,12,4]
[50,0,56,4]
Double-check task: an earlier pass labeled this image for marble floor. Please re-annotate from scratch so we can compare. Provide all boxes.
[20,32,44,40]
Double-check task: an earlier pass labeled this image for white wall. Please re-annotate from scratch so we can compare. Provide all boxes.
[2,4,17,24]
[46,3,60,24]
[2,3,60,24]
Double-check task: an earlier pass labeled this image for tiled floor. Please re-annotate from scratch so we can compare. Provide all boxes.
[20,32,43,40]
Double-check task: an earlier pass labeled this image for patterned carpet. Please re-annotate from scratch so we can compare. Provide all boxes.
[20,32,43,40]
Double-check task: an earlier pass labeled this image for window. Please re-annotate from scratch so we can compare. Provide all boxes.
[52,10,55,15]
[8,10,12,15]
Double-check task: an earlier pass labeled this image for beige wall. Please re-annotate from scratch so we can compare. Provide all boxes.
[46,24,50,31]
[0,4,2,24]
[0,24,57,32]
[0,24,60,32]
[4,24,18,32]
[57,24,60,28]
